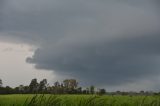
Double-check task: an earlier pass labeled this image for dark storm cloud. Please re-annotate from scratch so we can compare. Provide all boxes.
[0,0,5,31]
[27,34,160,86]
[1,0,160,86]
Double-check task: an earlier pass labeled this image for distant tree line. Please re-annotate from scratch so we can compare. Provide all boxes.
[0,78,106,95]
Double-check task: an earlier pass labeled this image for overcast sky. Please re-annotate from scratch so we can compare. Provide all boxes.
[0,0,160,91]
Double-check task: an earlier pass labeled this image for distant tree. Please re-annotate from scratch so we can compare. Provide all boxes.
[14,87,20,94]
[82,89,87,94]
[77,87,82,94]
[54,81,60,87]
[39,79,47,93]
[19,85,24,93]
[5,86,13,94]
[0,79,2,87]
[59,83,65,94]
[29,78,39,93]
[98,89,106,95]
[90,86,95,94]
[0,82,5,94]
[23,86,29,93]
[63,79,78,89]
[53,81,60,94]
[86,87,90,94]
[0,78,108,95]
[63,79,78,94]
[140,90,145,95]
[116,91,121,94]
[69,79,78,89]
[46,86,53,93]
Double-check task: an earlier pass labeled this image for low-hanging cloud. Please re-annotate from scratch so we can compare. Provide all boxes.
[1,0,160,88]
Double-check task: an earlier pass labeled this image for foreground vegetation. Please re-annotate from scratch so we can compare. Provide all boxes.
[1,78,160,106]
[1,94,160,106]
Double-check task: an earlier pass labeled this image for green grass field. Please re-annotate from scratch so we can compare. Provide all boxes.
[0,94,160,106]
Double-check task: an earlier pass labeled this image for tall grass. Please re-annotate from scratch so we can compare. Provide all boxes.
[1,94,160,106]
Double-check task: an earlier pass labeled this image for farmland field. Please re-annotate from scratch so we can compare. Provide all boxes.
[0,94,160,106]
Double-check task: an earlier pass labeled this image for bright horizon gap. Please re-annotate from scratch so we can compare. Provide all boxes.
[0,42,54,87]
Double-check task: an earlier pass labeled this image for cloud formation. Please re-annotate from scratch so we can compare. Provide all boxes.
[0,0,160,88]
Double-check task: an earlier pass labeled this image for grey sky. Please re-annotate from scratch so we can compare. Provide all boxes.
[0,0,160,91]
